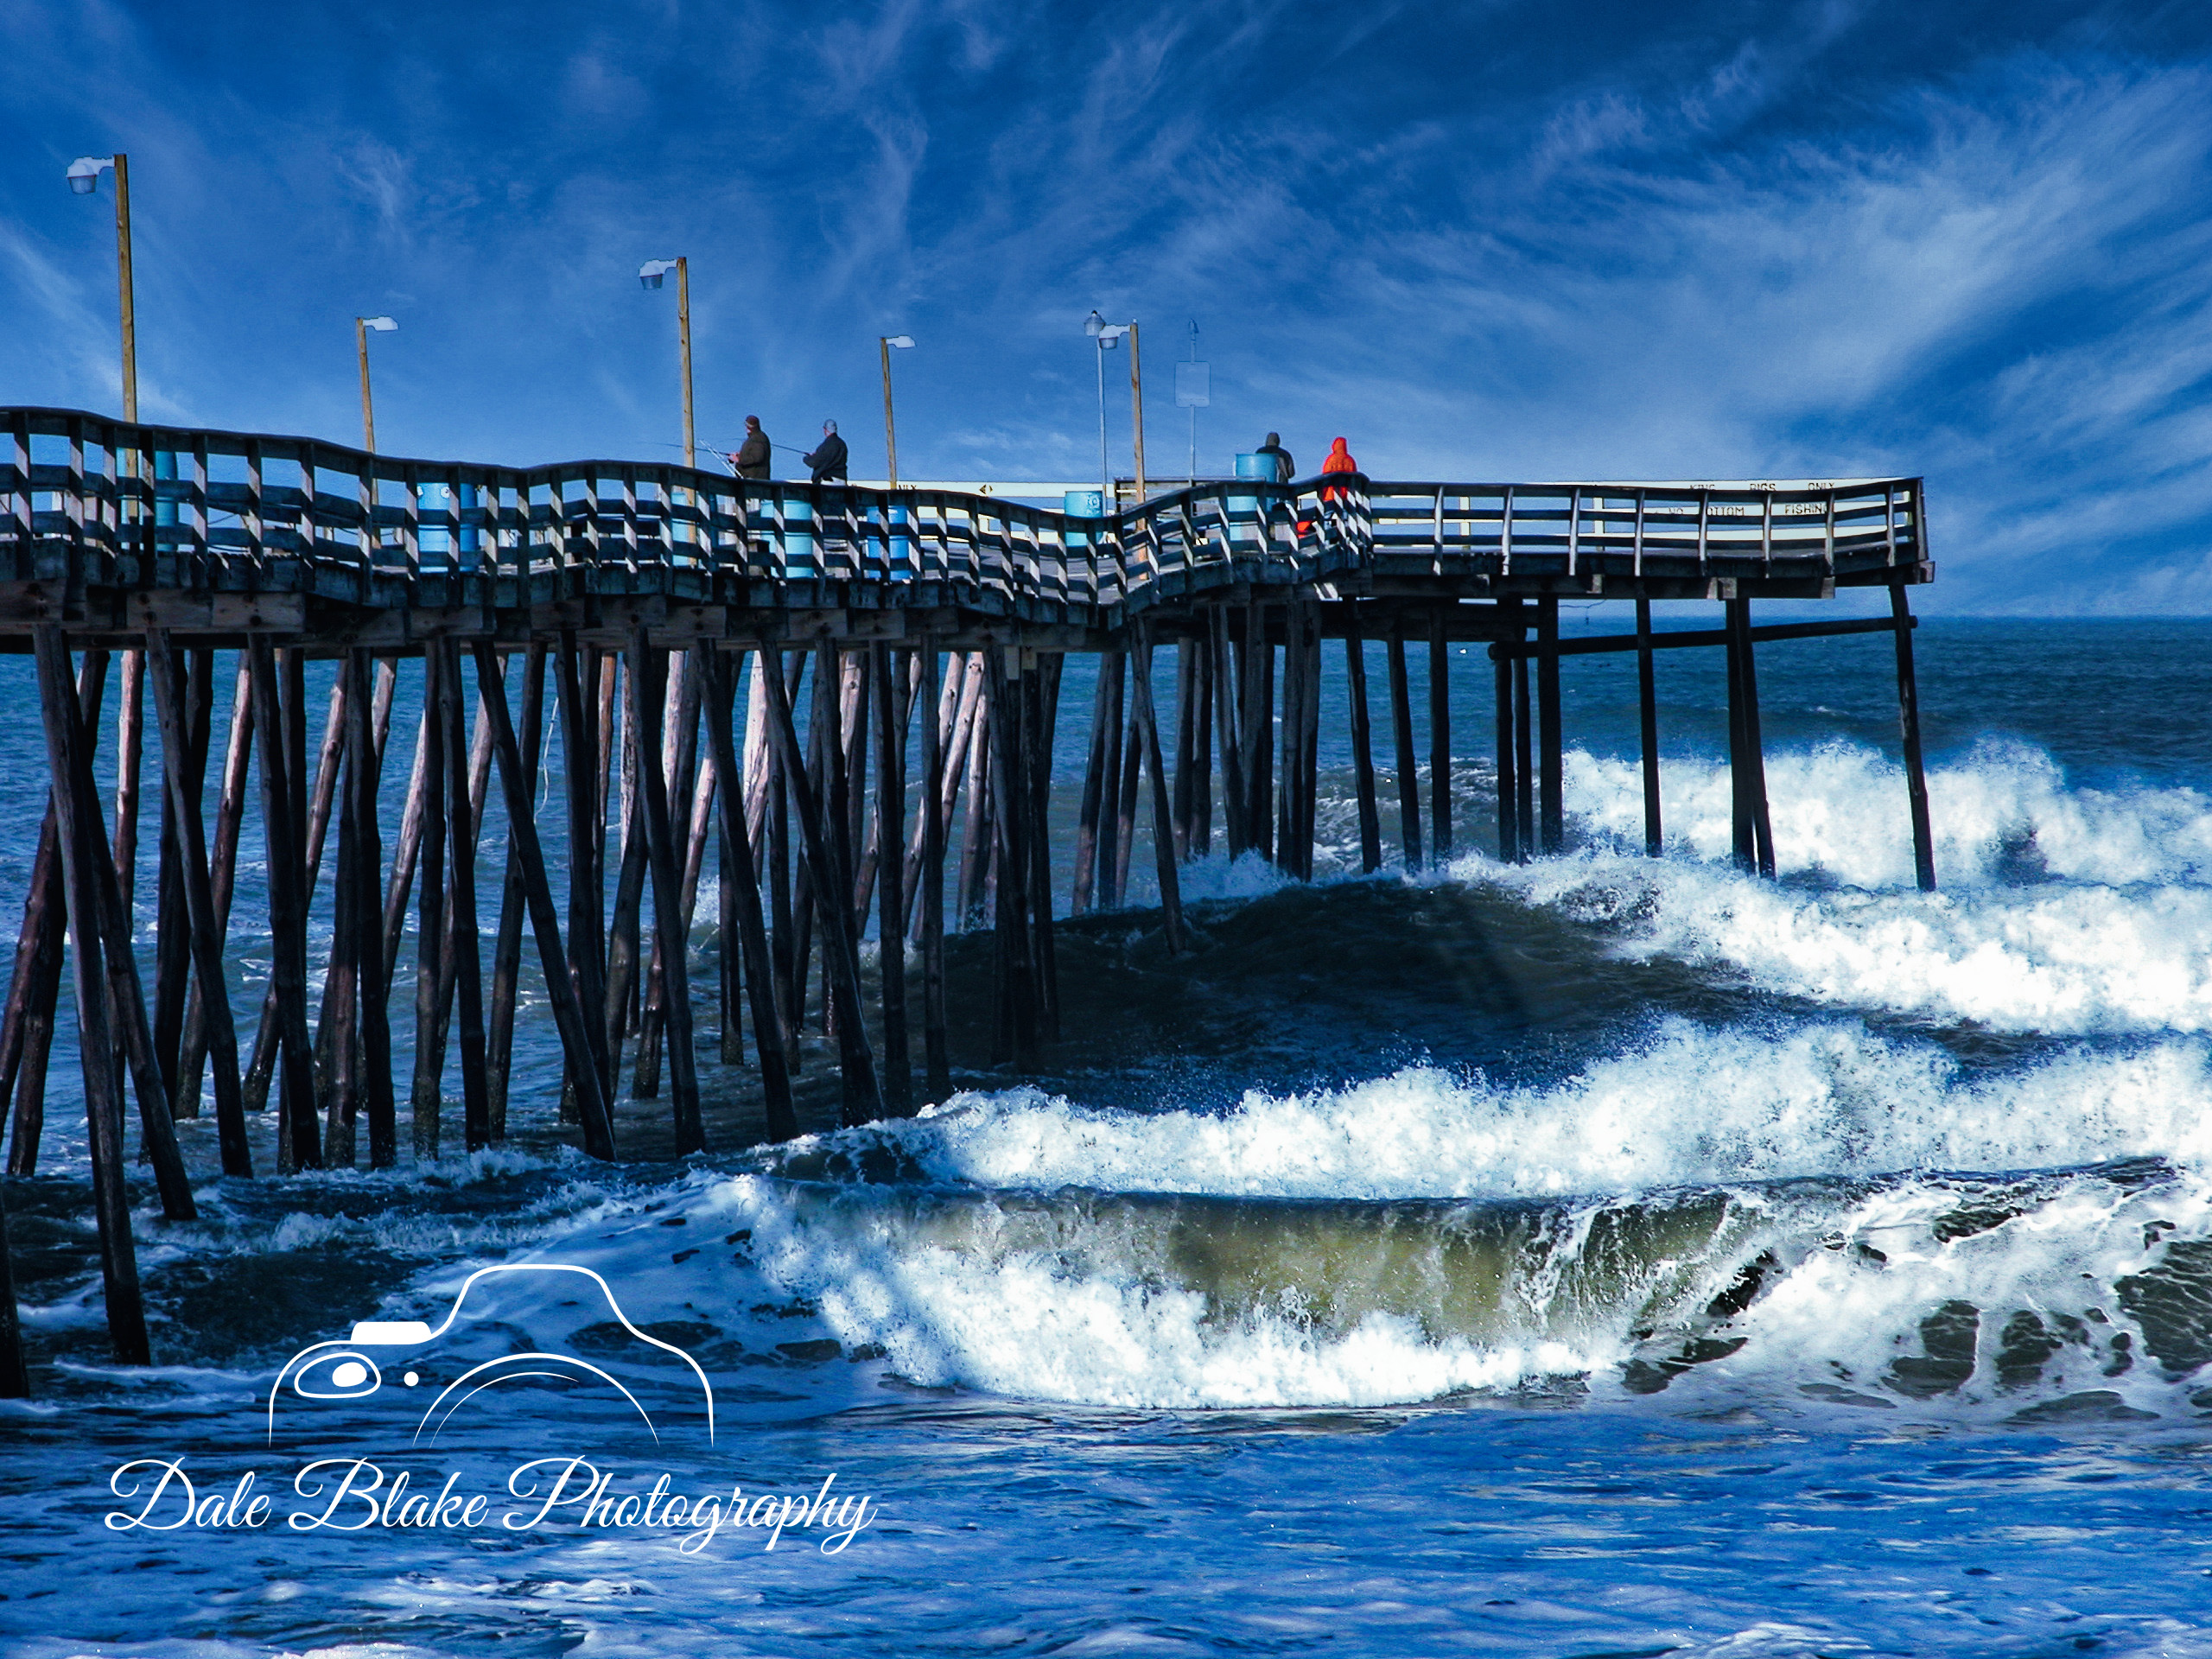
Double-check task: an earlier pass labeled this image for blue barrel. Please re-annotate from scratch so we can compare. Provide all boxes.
[1064,489,1104,518]
[152,448,178,529]
[417,482,451,556]
[1226,460,1267,554]
[457,481,481,559]
[781,494,817,574]
[887,500,914,580]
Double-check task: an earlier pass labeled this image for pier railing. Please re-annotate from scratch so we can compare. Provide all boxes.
[0,409,1926,621]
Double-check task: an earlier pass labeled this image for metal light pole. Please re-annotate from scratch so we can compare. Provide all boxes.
[67,154,137,420]
[639,258,696,468]
[354,316,397,452]
[880,334,914,486]
[1178,320,1210,487]
[1127,320,1146,503]
[1084,310,1129,505]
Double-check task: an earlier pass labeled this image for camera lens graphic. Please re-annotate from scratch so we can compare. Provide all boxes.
[292,1351,383,1401]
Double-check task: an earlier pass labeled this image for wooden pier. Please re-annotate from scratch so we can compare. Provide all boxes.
[0,406,1935,1384]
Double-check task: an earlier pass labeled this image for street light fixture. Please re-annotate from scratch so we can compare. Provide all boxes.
[354,316,397,453]
[879,334,915,487]
[639,257,696,469]
[67,154,136,421]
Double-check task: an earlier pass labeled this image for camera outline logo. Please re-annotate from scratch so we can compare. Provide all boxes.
[266,1263,715,1447]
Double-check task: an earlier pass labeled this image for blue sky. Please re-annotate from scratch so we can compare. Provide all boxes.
[3,0,2209,613]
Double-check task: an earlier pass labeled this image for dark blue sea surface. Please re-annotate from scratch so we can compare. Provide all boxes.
[3,616,2212,1656]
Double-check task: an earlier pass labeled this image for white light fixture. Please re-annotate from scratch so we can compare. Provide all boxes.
[884,334,914,350]
[67,156,114,195]
[639,258,678,290]
[360,315,397,334]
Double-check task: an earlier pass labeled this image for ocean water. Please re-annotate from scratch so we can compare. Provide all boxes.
[5,614,2212,1656]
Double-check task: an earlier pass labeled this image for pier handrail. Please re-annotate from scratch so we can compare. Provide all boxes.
[0,408,1927,626]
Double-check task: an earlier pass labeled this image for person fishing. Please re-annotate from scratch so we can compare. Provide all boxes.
[728,416,771,479]
[1255,431,1295,483]
[804,419,849,484]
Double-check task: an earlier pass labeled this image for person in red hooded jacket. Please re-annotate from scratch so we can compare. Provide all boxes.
[1320,436,1358,501]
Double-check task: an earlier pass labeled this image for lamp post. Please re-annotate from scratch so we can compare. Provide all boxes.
[67,154,136,421]
[1084,310,1130,506]
[639,258,696,468]
[354,316,397,452]
[879,335,914,487]
[1177,320,1209,487]
[1127,321,1146,504]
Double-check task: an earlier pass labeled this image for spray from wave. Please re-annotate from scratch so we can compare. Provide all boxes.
[1405,740,2212,1034]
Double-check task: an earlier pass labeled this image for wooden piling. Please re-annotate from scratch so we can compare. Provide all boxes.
[344,650,397,1169]
[1536,596,1563,855]
[316,680,365,1167]
[1724,596,1776,878]
[1132,626,1185,954]
[903,647,969,937]
[245,671,347,1115]
[918,643,952,1104]
[473,642,616,1160]
[31,627,149,1364]
[111,648,143,913]
[1344,613,1382,874]
[436,639,492,1153]
[147,652,192,1107]
[556,632,613,1103]
[409,641,449,1160]
[176,652,251,1117]
[1292,601,1309,875]
[957,692,992,928]
[1278,605,1304,876]
[1027,654,1061,1037]
[1211,607,1246,861]
[873,642,912,1114]
[760,639,883,1124]
[1492,643,1517,862]
[1636,596,1662,856]
[1192,638,1214,859]
[700,648,795,1139]
[144,629,251,1178]
[1249,606,1274,865]
[1386,632,1422,869]
[628,624,702,1154]
[1514,651,1535,862]
[1,648,105,1174]
[485,642,546,1141]
[640,649,707,1090]
[248,636,321,1171]
[1072,648,1114,914]
[1891,583,1936,893]
[984,646,1039,1060]
[1173,639,1198,861]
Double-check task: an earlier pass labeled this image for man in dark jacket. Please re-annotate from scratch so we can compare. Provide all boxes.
[804,420,849,484]
[729,416,771,479]
[1255,431,1294,483]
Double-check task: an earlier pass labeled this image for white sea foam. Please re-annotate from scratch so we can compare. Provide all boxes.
[817,1025,2212,1200]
